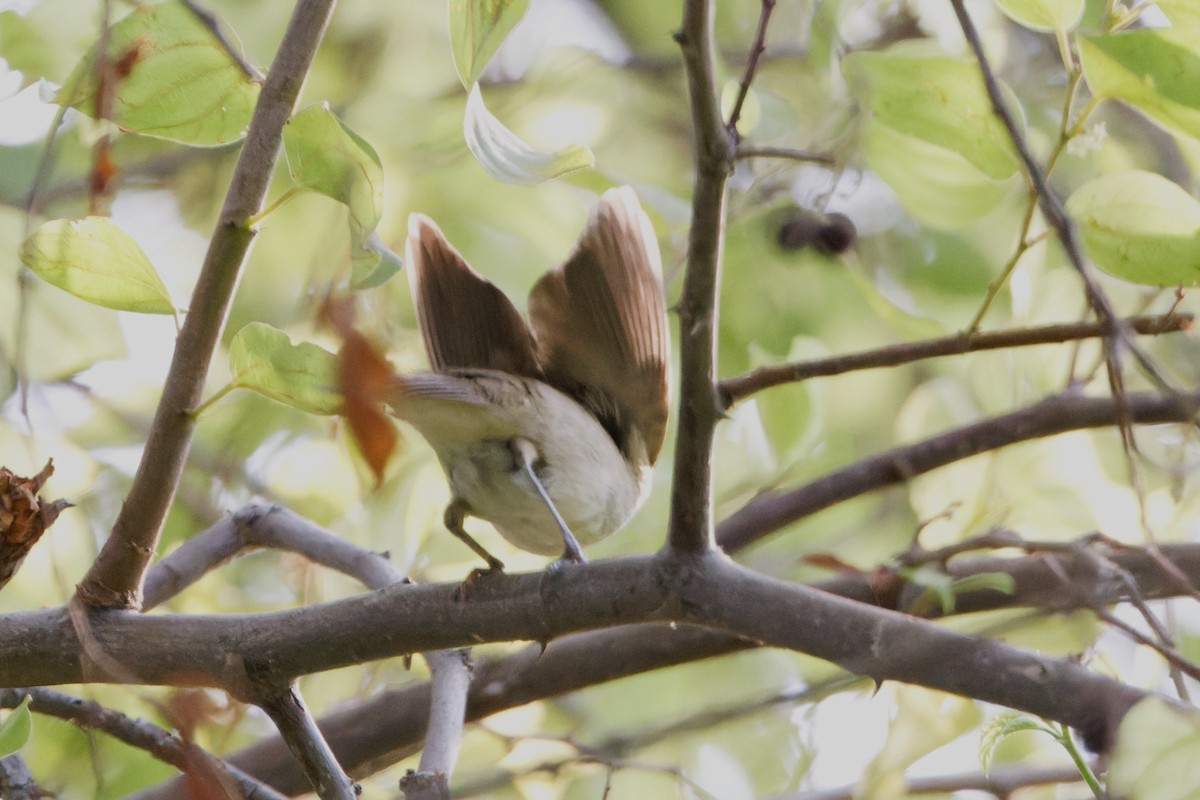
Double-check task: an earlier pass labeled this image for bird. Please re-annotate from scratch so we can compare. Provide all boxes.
[390,187,670,571]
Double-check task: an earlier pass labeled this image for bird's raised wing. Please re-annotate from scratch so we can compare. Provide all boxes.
[527,188,670,463]
[406,214,541,378]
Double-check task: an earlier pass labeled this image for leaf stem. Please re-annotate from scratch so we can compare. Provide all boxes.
[246,186,305,228]
[189,383,235,419]
[1056,722,1104,797]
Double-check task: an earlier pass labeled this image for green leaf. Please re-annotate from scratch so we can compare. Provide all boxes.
[979,713,1051,773]
[19,217,175,314]
[1154,0,1200,29]
[843,50,1020,181]
[463,82,595,186]
[0,11,56,84]
[228,322,341,415]
[861,121,1021,230]
[1109,698,1200,800]
[1080,30,1200,142]
[1066,170,1200,286]
[995,0,1084,31]
[448,0,530,87]
[57,2,259,146]
[0,695,33,758]
[283,103,386,286]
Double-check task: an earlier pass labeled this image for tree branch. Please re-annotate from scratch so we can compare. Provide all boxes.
[0,552,1156,755]
[0,687,287,800]
[719,313,1193,408]
[139,504,471,797]
[0,754,44,800]
[717,389,1200,552]
[670,0,735,555]
[734,144,836,164]
[725,0,777,136]
[256,685,357,800]
[685,555,1145,752]
[948,0,1167,398]
[786,762,1091,800]
[76,0,338,610]
[142,504,401,610]
[171,537,1200,793]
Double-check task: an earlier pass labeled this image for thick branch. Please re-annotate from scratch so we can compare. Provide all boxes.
[76,0,338,610]
[670,0,735,554]
[182,538,1200,793]
[683,555,1144,752]
[717,389,1200,552]
[719,314,1193,408]
[0,553,1155,756]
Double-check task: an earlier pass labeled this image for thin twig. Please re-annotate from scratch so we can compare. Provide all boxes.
[1094,608,1200,683]
[782,762,1091,800]
[717,389,1200,552]
[76,0,339,610]
[725,0,777,135]
[948,0,1177,495]
[454,676,861,797]
[734,144,836,164]
[257,686,357,800]
[948,0,1121,343]
[0,688,287,800]
[142,504,402,609]
[413,649,471,787]
[719,313,1192,407]
[670,0,735,554]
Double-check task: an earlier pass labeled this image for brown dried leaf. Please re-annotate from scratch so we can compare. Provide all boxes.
[322,298,398,484]
[0,460,72,591]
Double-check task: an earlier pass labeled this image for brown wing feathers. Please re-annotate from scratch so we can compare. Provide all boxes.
[528,188,670,463]
[406,214,541,377]
[405,189,670,463]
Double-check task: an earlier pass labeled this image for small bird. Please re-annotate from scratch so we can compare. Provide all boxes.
[391,187,670,570]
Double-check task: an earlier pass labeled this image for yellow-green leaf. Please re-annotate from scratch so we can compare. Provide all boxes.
[283,103,387,286]
[19,217,175,314]
[57,2,259,146]
[1066,170,1200,286]
[449,0,530,87]
[979,713,1050,773]
[228,323,341,415]
[463,82,594,186]
[843,50,1020,182]
[1109,698,1200,800]
[861,121,1021,230]
[1154,0,1200,29]
[0,695,32,757]
[1080,30,1200,142]
[995,0,1084,31]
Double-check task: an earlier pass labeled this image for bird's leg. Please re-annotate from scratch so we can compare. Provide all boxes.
[444,499,505,573]
[511,438,587,564]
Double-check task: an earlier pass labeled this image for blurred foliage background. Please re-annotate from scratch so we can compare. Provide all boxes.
[1,0,1200,796]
